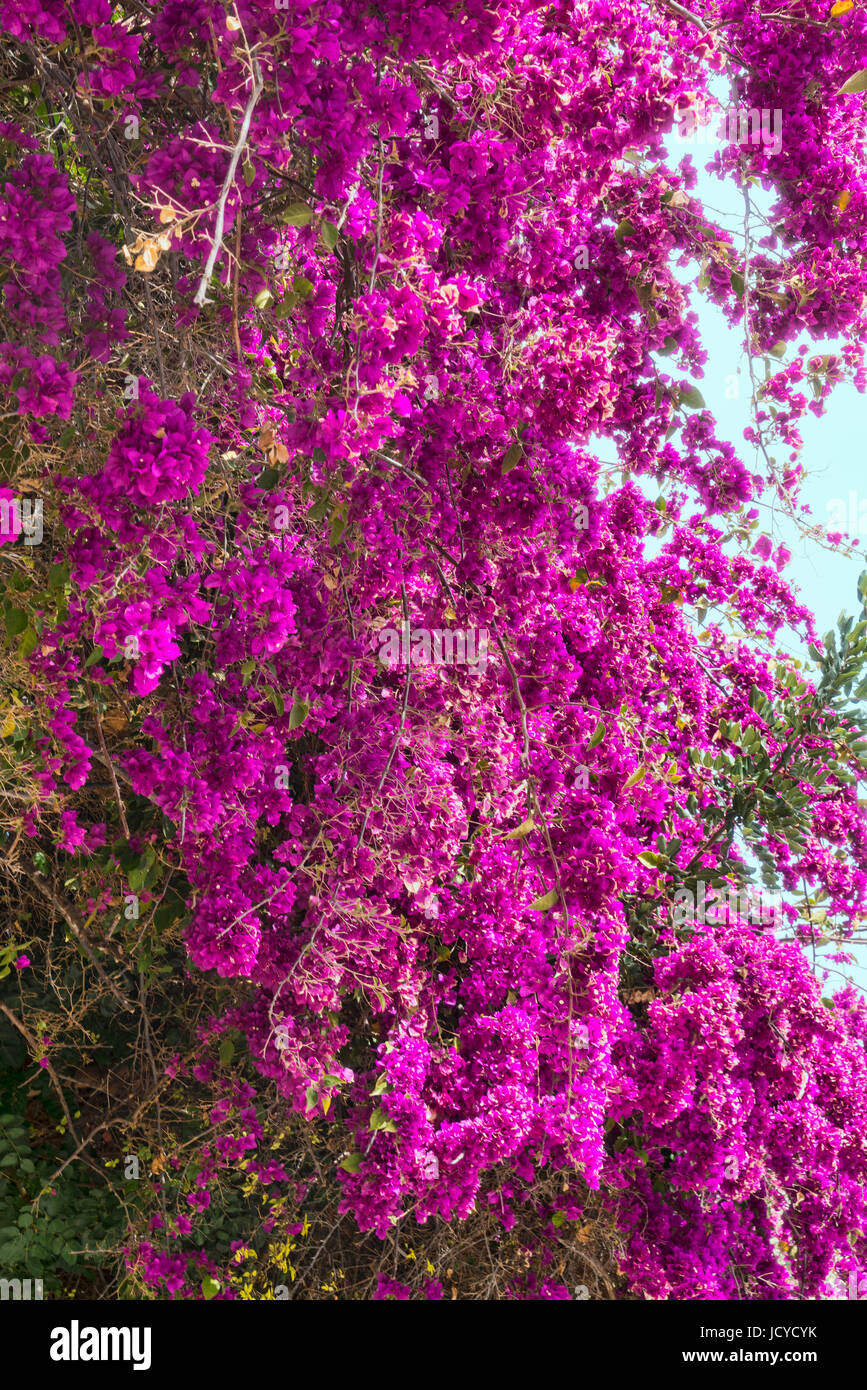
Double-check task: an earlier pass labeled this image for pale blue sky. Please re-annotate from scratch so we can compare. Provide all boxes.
[665,110,867,644]
[638,110,867,991]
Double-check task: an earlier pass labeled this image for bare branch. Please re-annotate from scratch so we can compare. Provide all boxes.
[193,57,264,307]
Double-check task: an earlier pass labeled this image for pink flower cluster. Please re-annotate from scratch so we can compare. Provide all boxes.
[5,0,867,1301]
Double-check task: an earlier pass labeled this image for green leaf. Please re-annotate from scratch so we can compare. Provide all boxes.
[369,1107,398,1133]
[5,607,26,637]
[501,442,523,472]
[340,1152,361,1173]
[267,688,285,717]
[730,270,745,298]
[242,157,256,186]
[329,510,347,546]
[679,385,706,410]
[624,766,645,788]
[125,860,156,900]
[281,202,314,227]
[288,698,309,730]
[19,627,38,659]
[256,466,279,490]
[587,718,606,750]
[529,888,558,912]
[219,1037,235,1066]
[637,851,667,869]
[84,644,104,668]
[127,866,146,893]
[321,221,339,251]
[838,69,867,94]
[253,289,273,310]
[201,1276,221,1300]
[615,218,636,246]
[153,896,182,928]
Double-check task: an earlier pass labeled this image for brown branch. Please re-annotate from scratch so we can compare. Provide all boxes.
[88,687,130,838]
[193,57,264,307]
[490,619,530,769]
[406,61,460,114]
[1,854,134,1013]
[0,1000,81,1145]
[232,213,243,357]
[34,1044,199,1200]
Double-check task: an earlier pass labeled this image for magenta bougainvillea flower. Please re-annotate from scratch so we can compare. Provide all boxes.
[4,0,867,1303]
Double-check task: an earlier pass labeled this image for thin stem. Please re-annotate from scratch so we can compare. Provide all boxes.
[193,57,264,307]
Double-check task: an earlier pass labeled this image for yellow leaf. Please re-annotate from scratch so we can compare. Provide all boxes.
[838,189,852,211]
[831,1,853,14]
[0,710,15,738]
[158,206,177,224]
[505,817,536,839]
[529,888,559,912]
[134,244,159,273]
